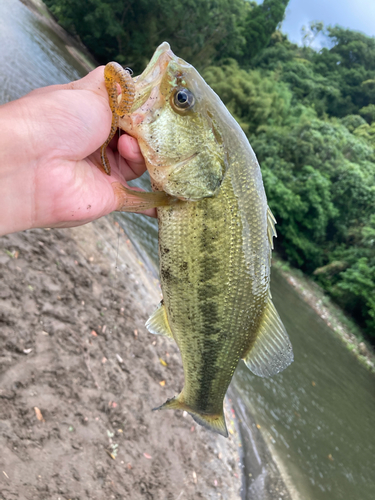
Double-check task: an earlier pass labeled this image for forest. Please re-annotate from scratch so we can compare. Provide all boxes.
[43,0,375,342]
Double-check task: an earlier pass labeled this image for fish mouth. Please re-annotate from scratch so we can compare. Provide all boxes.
[135,42,173,83]
[129,42,175,113]
[129,41,191,113]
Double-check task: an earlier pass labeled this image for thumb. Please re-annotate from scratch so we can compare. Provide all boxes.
[29,66,108,100]
[29,67,113,160]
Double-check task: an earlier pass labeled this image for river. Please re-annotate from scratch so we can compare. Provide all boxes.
[1,1,374,499]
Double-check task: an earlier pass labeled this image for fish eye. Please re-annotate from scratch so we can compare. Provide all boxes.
[173,88,195,110]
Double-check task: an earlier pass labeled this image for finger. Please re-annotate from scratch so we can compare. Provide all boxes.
[29,66,107,100]
[117,134,147,180]
[89,147,140,188]
[66,66,106,93]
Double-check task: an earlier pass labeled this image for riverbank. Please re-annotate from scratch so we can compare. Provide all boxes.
[272,257,375,374]
[19,0,96,73]
[0,216,242,499]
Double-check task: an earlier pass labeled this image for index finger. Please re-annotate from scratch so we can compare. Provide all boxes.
[117,134,147,180]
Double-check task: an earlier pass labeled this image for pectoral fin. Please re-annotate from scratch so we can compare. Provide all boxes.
[243,298,293,377]
[113,183,180,212]
[145,301,174,340]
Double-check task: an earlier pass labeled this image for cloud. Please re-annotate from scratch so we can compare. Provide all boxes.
[281,0,375,45]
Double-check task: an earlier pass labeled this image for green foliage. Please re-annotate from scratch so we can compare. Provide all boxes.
[353,121,375,147]
[321,217,375,333]
[253,25,375,119]
[203,60,293,135]
[238,0,289,63]
[44,0,290,71]
[360,104,375,123]
[44,0,249,72]
[207,31,375,339]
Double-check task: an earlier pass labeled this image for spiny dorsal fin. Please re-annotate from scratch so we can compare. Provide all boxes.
[243,297,293,377]
[267,207,277,250]
[145,301,174,340]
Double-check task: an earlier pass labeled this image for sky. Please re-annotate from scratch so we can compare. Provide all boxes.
[279,0,375,46]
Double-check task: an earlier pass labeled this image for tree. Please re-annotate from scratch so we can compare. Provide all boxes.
[44,0,248,72]
[240,0,289,63]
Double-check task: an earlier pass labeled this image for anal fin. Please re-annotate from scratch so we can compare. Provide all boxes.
[243,297,293,377]
[145,301,174,340]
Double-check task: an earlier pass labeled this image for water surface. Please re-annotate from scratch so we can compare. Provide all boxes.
[233,270,375,499]
[0,0,85,104]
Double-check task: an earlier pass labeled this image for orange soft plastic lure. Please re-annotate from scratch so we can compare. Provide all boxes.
[100,62,135,175]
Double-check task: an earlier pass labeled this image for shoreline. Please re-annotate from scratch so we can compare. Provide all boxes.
[9,4,372,499]
[19,0,97,73]
[272,256,375,373]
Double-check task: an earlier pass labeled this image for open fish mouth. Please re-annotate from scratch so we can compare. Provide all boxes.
[135,42,173,83]
[128,42,193,113]
[129,42,175,113]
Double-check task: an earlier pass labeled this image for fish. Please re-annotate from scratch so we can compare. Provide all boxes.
[101,42,293,437]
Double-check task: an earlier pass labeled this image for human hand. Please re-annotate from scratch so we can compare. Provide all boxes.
[0,67,153,236]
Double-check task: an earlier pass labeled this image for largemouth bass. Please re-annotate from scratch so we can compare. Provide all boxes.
[102,42,293,437]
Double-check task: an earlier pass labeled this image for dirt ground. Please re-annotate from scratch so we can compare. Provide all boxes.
[0,216,242,500]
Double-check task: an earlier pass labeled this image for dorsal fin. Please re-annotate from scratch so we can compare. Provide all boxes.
[243,297,293,377]
[267,207,277,250]
[145,301,174,340]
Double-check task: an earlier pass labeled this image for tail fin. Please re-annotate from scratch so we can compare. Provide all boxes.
[153,395,228,438]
